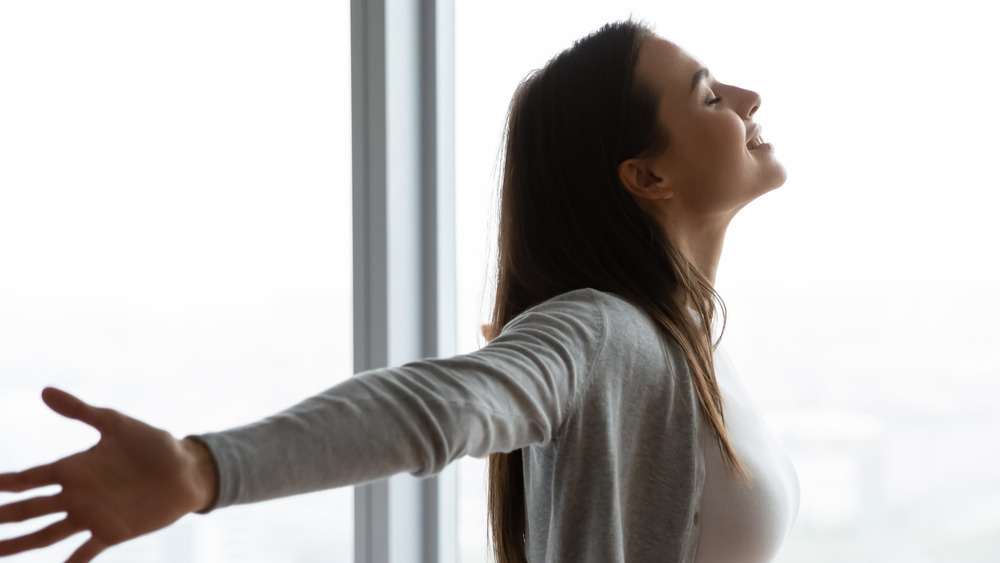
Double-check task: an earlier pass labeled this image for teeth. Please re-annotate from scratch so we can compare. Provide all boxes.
[747,135,764,149]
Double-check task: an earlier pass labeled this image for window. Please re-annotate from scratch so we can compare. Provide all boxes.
[454,1,1000,560]
[0,2,353,561]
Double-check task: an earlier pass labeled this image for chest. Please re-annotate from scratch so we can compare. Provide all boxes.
[694,349,800,563]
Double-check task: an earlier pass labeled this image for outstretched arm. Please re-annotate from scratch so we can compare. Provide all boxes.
[0,387,218,563]
[0,290,605,559]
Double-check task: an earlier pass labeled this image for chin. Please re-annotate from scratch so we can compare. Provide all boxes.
[762,162,788,193]
[739,168,787,209]
[774,161,789,186]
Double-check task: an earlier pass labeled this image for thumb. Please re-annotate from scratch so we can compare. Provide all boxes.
[41,388,112,432]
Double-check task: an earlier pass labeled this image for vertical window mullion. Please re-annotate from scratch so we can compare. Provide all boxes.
[351,0,456,561]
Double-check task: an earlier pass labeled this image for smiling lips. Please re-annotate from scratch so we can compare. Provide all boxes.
[746,124,765,150]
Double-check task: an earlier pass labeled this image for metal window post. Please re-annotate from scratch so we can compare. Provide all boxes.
[351,0,456,561]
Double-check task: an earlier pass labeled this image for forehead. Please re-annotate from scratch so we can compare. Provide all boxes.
[635,38,704,105]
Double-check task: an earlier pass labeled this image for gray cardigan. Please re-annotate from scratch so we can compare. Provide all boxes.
[196,288,705,562]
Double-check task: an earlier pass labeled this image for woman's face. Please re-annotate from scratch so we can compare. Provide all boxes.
[634,38,787,218]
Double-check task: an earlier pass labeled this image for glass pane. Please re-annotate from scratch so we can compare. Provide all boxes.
[454,1,1000,561]
[0,2,353,562]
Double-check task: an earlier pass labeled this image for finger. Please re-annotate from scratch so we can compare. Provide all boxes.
[66,536,106,563]
[0,517,82,556]
[0,494,62,524]
[0,464,57,493]
[41,387,112,432]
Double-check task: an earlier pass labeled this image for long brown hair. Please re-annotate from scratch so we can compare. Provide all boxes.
[485,21,748,563]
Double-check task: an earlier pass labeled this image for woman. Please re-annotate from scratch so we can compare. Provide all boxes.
[0,20,798,563]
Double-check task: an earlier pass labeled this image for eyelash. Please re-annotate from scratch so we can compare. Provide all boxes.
[706,96,722,106]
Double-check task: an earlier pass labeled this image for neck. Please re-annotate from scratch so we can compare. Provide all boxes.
[663,211,736,287]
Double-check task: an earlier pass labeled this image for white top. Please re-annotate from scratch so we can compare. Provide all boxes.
[695,346,800,562]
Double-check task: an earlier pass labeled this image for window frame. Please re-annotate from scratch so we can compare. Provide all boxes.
[350,1,457,562]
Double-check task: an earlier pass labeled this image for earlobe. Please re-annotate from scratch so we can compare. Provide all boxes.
[618,158,672,201]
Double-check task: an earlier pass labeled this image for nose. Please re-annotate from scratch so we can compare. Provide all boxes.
[744,88,762,120]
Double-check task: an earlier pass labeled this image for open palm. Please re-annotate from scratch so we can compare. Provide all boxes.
[0,388,215,562]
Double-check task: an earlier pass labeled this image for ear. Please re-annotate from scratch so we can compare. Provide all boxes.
[618,158,672,202]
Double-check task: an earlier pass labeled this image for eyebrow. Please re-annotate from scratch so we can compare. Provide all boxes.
[689,68,709,95]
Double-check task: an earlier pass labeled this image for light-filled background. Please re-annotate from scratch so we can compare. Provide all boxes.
[0,2,354,562]
[2,1,999,562]
[454,1,1000,562]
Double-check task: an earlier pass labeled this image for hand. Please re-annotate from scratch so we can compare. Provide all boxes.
[0,388,218,562]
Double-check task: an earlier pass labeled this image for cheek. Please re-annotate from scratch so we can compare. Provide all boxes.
[670,119,759,212]
[703,117,747,156]
[681,121,747,183]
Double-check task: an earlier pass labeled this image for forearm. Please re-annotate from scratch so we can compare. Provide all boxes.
[191,369,499,509]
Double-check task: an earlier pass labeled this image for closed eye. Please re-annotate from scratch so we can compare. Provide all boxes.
[706,96,722,105]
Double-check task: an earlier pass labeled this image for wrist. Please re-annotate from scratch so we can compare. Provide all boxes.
[180,437,220,514]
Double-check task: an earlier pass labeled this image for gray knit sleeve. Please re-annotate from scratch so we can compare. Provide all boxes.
[192,289,607,511]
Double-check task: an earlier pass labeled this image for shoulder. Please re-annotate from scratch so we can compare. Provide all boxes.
[498,289,608,349]
[502,288,637,331]
[531,287,658,330]
[500,288,660,352]
[521,289,689,376]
